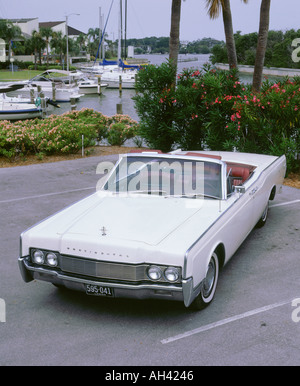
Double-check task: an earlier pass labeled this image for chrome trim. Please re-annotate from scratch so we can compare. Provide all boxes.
[182,277,203,307]
[59,255,182,284]
[60,255,149,282]
[18,257,183,302]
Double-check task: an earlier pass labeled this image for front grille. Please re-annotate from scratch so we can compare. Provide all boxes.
[60,255,148,282]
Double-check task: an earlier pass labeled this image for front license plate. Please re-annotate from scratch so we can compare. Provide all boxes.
[85,284,114,297]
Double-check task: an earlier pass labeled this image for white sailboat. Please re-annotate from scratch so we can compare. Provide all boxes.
[82,0,138,89]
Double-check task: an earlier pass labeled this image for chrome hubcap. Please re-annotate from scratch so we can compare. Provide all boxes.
[202,258,216,298]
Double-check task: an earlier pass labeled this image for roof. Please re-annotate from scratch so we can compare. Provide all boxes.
[39,21,65,29]
[67,25,85,36]
[4,18,38,23]
[39,21,85,36]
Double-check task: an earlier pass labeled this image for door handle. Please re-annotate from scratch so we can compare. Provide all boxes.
[249,186,258,196]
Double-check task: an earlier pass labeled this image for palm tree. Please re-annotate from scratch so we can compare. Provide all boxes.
[206,0,248,69]
[29,30,45,68]
[40,27,53,68]
[169,0,182,70]
[252,0,271,92]
[50,31,66,66]
[77,33,87,52]
[0,20,22,60]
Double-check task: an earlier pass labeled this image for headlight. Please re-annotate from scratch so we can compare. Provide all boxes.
[46,252,58,267]
[164,267,180,282]
[147,266,162,281]
[32,250,45,265]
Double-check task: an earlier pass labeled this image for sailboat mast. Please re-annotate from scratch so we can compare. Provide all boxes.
[118,0,122,65]
[124,0,127,60]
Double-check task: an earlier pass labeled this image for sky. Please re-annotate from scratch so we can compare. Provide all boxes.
[0,0,299,42]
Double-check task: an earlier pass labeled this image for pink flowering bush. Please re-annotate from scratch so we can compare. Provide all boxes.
[135,62,299,172]
[106,115,139,146]
[226,78,300,171]
[0,109,138,160]
[174,65,245,150]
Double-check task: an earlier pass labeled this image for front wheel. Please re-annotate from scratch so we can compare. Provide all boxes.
[191,252,220,310]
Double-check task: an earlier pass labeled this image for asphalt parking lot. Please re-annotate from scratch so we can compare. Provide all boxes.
[0,155,299,367]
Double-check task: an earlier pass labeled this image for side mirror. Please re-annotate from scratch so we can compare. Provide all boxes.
[234,185,246,195]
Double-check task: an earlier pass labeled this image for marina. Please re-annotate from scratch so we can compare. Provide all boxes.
[52,54,212,120]
[0,53,287,121]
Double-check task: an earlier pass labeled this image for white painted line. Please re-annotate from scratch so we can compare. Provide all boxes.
[0,187,95,204]
[161,299,292,344]
[270,199,300,208]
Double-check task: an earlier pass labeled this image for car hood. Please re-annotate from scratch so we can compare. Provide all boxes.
[55,194,215,247]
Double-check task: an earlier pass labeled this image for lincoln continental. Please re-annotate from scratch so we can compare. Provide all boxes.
[18,150,286,309]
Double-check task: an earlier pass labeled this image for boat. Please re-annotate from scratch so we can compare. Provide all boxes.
[6,69,83,102]
[78,80,108,94]
[0,101,43,120]
[100,68,137,89]
[0,84,43,120]
[80,1,138,90]
[74,73,108,95]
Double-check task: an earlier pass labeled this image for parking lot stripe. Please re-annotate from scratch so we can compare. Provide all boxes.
[270,199,300,208]
[0,187,95,204]
[161,299,293,344]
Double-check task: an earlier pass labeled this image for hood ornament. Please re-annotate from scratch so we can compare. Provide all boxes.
[100,226,107,236]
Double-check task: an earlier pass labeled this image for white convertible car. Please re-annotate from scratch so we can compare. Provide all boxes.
[18,150,286,309]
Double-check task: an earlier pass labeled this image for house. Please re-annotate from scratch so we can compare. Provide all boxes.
[39,21,84,40]
[9,18,39,39]
[1,18,86,63]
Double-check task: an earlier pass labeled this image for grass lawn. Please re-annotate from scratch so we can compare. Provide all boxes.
[0,70,42,82]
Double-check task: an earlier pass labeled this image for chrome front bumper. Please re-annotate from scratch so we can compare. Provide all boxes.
[18,256,201,308]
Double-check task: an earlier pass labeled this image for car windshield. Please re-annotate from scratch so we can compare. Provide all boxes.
[103,156,222,199]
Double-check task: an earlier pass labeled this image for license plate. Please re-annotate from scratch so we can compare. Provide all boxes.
[85,284,114,297]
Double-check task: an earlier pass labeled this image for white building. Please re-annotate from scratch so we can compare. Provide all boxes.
[1,18,85,62]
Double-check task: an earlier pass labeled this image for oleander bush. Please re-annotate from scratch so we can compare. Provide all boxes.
[134,62,300,173]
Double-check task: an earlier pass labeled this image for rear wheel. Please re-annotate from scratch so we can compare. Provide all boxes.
[191,252,220,310]
[256,203,269,228]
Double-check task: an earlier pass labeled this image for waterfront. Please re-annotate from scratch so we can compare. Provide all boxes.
[43,53,281,120]
[53,54,211,120]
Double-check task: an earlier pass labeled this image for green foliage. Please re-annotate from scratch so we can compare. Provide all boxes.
[210,29,300,69]
[134,61,300,173]
[106,115,138,146]
[133,61,177,152]
[225,78,300,172]
[0,109,138,160]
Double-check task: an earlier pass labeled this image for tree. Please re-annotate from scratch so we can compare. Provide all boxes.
[206,0,248,69]
[252,0,271,92]
[40,27,53,68]
[169,0,182,72]
[0,20,22,60]
[29,30,45,68]
[50,31,66,66]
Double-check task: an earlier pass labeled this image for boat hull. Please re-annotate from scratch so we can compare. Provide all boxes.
[0,108,42,120]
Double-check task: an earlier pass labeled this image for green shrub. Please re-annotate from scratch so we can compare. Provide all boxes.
[134,61,300,173]
[0,109,140,160]
[133,61,177,152]
[106,115,138,146]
